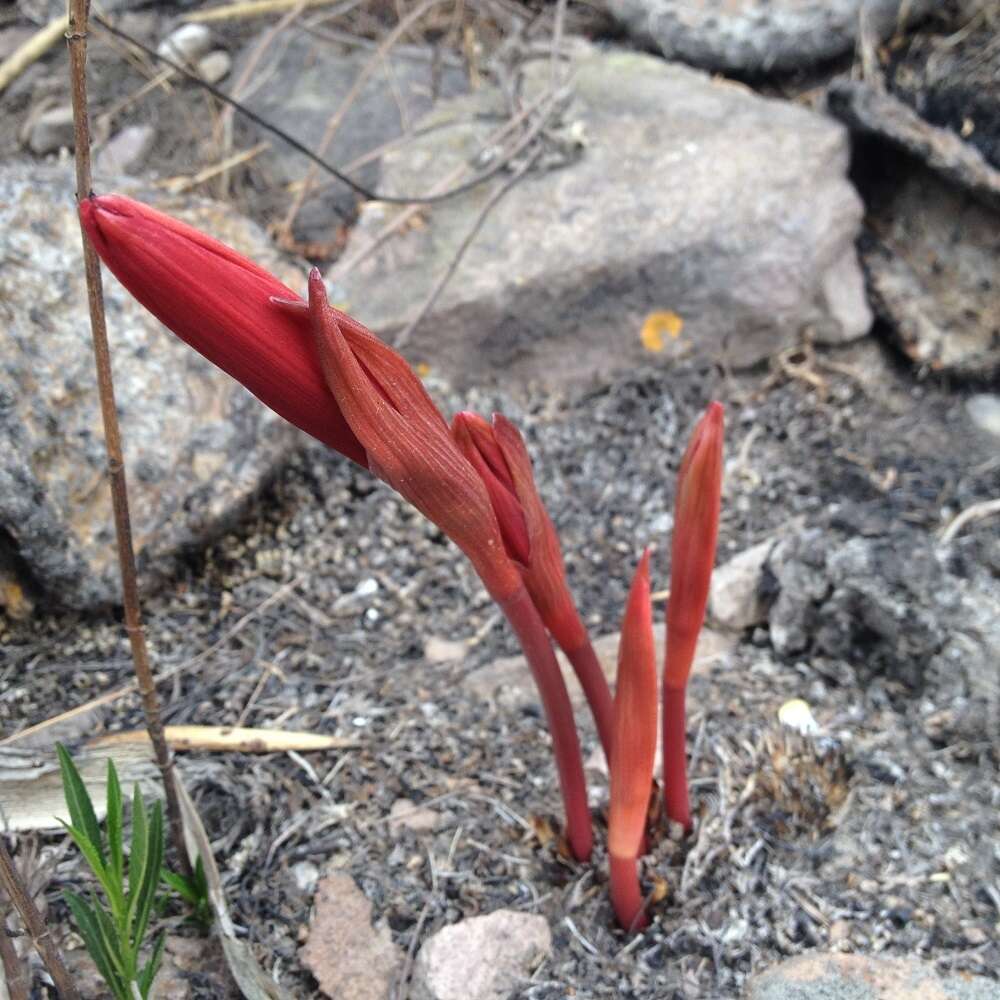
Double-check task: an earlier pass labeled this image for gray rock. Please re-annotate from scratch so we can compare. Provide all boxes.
[157,23,213,66]
[745,951,1000,1000]
[827,79,1000,211]
[861,168,1000,379]
[237,34,467,243]
[708,539,775,631]
[966,395,1000,438]
[603,0,935,75]
[0,162,307,609]
[23,105,75,156]
[411,910,551,1000]
[94,124,156,178]
[196,50,231,86]
[332,44,870,389]
[300,872,400,1000]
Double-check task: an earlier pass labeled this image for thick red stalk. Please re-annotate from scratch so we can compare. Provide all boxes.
[498,586,593,861]
[661,684,691,832]
[609,855,649,931]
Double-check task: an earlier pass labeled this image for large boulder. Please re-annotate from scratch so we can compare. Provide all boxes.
[602,0,935,75]
[0,163,307,611]
[331,44,871,388]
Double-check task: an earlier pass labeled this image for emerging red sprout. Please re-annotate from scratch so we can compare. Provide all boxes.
[663,402,724,831]
[78,194,593,859]
[453,412,616,761]
[608,549,657,931]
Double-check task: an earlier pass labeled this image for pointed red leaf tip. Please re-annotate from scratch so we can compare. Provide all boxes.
[609,549,657,862]
[665,401,724,689]
[78,194,367,466]
[451,412,531,566]
[303,269,522,602]
[608,549,656,931]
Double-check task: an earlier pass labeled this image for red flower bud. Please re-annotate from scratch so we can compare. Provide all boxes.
[665,402,724,689]
[608,549,656,930]
[78,193,367,466]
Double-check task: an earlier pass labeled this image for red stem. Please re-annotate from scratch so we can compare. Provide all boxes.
[662,684,692,832]
[498,587,592,861]
[564,639,615,763]
[609,854,648,931]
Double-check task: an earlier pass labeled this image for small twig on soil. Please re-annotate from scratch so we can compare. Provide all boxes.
[0,840,79,1000]
[0,15,67,96]
[66,0,192,880]
[278,0,450,237]
[938,497,1000,545]
[0,896,30,1000]
[184,0,345,22]
[393,148,541,348]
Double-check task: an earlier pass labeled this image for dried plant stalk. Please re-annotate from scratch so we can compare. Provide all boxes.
[65,0,192,878]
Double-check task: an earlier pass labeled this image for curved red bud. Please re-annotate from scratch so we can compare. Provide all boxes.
[78,194,367,466]
[304,270,521,602]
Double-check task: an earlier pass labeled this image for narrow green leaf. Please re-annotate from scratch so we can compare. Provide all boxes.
[161,868,197,905]
[59,820,123,914]
[56,743,105,867]
[106,759,124,886]
[64,891,129,1000]
[137,930,166,999]
[131,800,164,953]
[127,784,148,914]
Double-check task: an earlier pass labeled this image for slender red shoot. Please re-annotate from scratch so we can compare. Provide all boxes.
[608,550,657,930]
[663,402,724,831]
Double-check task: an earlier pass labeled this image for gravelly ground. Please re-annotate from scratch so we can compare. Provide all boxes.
[2,340,998,998]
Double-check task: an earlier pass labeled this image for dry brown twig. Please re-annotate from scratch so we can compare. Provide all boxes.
[66,0,192,879]
[0,893,30,1000]
[0,840,79,1000]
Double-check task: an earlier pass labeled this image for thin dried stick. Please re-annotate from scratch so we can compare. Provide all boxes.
[393,148,540,348]
[279,0,449,236]
[0,840,79,1000]
[0,898,30,1000]
[66,0,192,880]
[185,0,344,21]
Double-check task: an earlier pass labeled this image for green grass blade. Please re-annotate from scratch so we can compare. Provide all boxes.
[64,891,129,1000]
[56,743,105,867]
[137,931,166,999]
[127,784,148,913]
[131,800,164,952]
[106,759,124,886]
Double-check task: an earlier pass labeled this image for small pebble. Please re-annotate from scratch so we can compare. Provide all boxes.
[157,23,213,64]
[196,50,231,85]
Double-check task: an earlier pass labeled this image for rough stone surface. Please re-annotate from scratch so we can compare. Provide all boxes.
[333,44,870,388]
[746,952,1000,1000]
[411,910,551,1000]
[0,162,306,609]
[708,538,775,631]
[763,520,999,740]
[238,34,467,243]
[94,124,156,178]
[300,872,401,1000]
[602,0,935,75]
[860,167,1000,379]
[828,79,1000,211]
[22,105,75,156]
[388,797,442,835]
